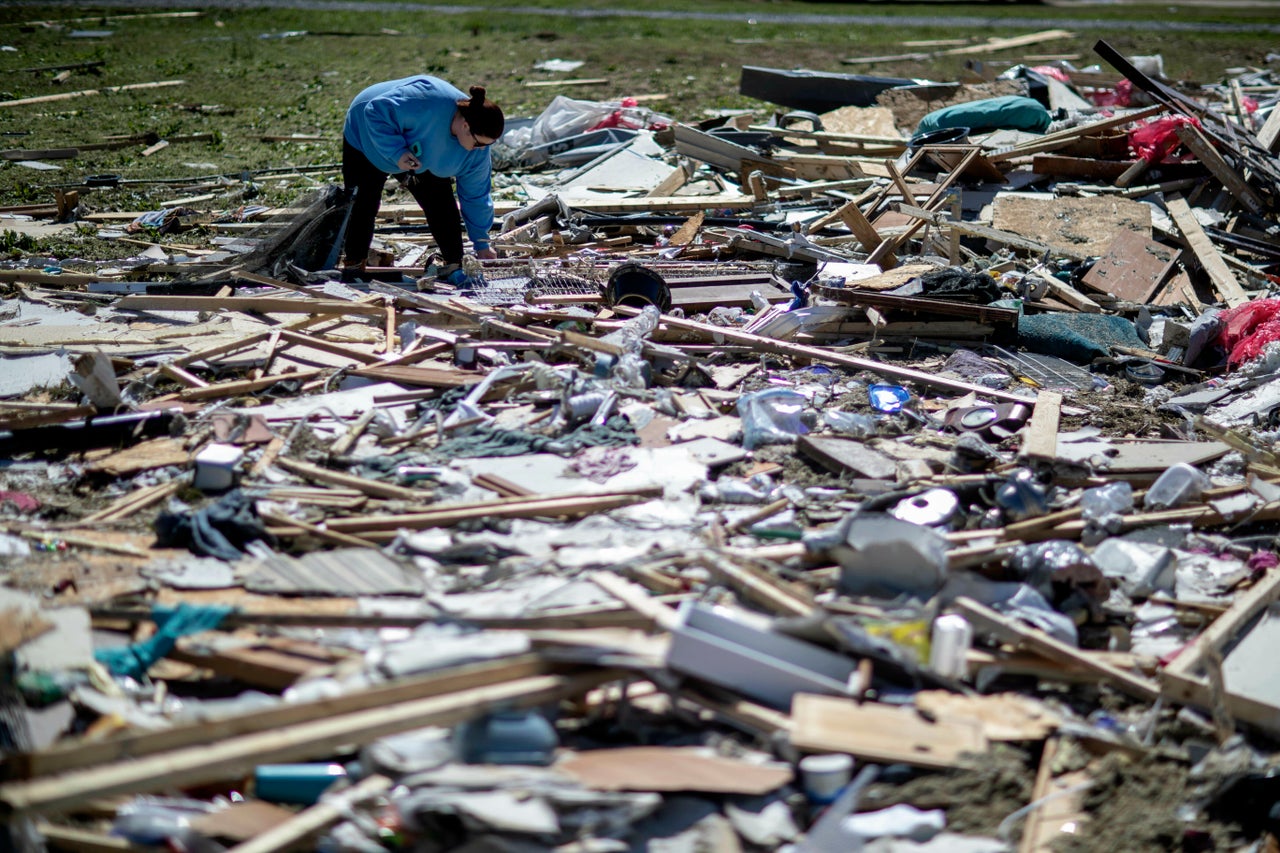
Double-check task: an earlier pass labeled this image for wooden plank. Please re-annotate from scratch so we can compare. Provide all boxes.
[1165,194,1249,308]
[987,104,1165,163]
[894,203,1090,261]
[0,671,614,816]
[940,28,1075,56]
[954,597,1161,702]
[1163,568,1280,681]
[0,79,184,109]
[169,638,349,690]
[1175,123,1266,214]
[610,306,1054,410]
[35,824,147,852]
[273,456,427,503]
[1256,103,1280,153]
[697,551,815,618]
[279,490,661,539]
[791,693,988,770]
[1020,390,1062,462]
[14,656,551,779]
[590,571,682,631]
[1080,229,1180,304]
[115,295,384,316]
[225,774,393,853]
[160,370,325,402]
[1018,738,1090,853]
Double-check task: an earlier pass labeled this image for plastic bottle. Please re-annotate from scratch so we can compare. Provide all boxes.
[1143,462,1210,511]
[254,763,349,805]
[737,388,809,450]
[929,614,973,680]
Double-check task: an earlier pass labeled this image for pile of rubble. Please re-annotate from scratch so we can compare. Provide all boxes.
[3,36,1280,852]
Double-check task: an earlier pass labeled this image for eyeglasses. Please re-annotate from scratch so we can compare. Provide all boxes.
[465,122,494,149]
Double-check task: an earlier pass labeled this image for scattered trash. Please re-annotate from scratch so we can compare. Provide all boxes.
[5,30,1280,853]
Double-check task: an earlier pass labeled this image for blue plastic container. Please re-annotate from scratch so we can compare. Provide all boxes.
[254,763,348,805]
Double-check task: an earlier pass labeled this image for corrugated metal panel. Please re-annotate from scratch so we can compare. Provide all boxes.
[244,548,424,596]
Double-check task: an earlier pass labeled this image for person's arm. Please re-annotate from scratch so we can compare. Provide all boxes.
[354,94,416,172]
[455,156,495,253]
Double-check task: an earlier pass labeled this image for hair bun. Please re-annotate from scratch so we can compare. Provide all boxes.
[469,85,486,106]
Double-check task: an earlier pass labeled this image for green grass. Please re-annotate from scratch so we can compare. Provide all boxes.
[0,2,1275,223]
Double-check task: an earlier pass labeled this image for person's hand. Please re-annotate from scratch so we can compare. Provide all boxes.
[397,151,421,172]
[474,247,497,260]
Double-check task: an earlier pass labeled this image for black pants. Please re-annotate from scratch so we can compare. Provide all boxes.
[342,139,464,267]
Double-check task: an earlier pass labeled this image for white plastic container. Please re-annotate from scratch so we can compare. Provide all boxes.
[193,442,244,492]
[929,614,973,680]
[799,753,854,804]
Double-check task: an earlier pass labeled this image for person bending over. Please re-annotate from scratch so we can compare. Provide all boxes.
[341,75,503,283]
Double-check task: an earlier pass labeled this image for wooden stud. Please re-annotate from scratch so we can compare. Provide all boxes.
[0,672,614,816]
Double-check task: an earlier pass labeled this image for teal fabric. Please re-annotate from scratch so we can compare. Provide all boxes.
[1017,313,1146,363]
[915,96,1052,136]
[94,603,234,679]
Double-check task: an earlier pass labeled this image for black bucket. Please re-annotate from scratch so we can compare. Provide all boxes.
[605,262,671,312]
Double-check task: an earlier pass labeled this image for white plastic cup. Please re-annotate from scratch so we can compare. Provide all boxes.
[929,613,973,680]
[799,753,854,804]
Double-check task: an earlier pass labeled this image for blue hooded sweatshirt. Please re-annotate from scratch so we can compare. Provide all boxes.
[343,75,494,251]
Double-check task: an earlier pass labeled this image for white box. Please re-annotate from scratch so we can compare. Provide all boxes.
[193,442,244,491]
[667,601,858,709]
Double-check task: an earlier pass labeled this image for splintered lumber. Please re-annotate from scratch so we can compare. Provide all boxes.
[1160,568,1280,736]
[986,104,1164,163]
[1165,194,1249,308]
[226,774,393,853]
[1258,104,1280,154]
[273,456,427,502]
[954,597,1160,702]
[158,370,325,402]
[268,489,662,540]
[696,551,815,618]
[790,693,988,769]
[1020,390,1062,462]
[591,571,682,631]
[0,79,184,109]
[82,479,184,523]
[14,656,554,779]
[894,203,1092,261]
[1,669,615,815]
[1174,123,1265,214]
[611,305,1051,409]
[115,295,385,316]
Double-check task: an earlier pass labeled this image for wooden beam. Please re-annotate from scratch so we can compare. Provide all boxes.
[1175,124,1265,214]
[1,671,615,815]
[1165,194,1249,308]
[226,774,393,853]
[272,456,427,503]
[894,203,1091,261]
[954,597,1161,702]
[115,295,384,316]
[13,656,550,779]
[270,490,661,540]
[1020,390,1062,462]
[0,79,184,109]
[609,306,1054,409]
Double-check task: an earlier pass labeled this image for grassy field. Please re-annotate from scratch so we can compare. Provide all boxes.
[0,1,1275,261]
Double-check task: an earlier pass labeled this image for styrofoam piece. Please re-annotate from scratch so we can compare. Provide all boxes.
[667,601,858,709]
[193,442,244,492]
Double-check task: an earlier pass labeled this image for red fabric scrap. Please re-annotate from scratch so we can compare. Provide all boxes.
[1129,115,1201,164]
[1217,297,1280,367]
[0,491,40,513]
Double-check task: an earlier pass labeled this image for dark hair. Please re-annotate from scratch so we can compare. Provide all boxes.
[458,85,504,141]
